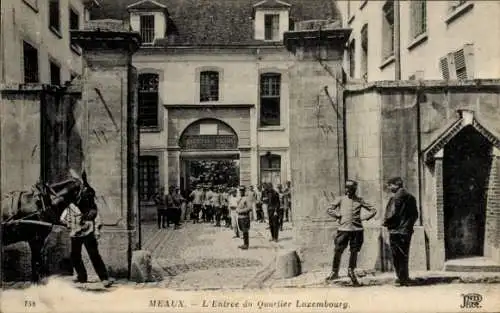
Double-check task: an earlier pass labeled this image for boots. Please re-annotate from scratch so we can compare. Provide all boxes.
[326,251,342,281]
[239,232,249,249]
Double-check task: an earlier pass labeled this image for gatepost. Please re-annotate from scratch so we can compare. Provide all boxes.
[71,20,141,278]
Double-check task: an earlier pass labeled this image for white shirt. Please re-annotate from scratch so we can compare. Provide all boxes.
[228,195,240,208]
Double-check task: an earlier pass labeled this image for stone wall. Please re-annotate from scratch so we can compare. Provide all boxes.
[345,80,500,271]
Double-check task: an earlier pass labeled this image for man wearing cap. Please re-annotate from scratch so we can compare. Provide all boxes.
[384,177,418,286]
[236,186,252,249]
[189,185,204,224]
[265,183,281,242]
[326,180,377,285]
[228,188,240,237]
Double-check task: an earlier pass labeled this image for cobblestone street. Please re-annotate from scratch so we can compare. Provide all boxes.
[141,219,295,289]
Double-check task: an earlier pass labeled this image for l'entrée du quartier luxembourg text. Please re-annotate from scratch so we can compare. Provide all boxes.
[149,299,350,310]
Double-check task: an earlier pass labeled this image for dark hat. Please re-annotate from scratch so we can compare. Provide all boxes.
[387,177,404,187]
[345,180,358,187]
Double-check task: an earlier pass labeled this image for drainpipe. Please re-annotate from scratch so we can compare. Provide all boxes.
[394,0,401,80]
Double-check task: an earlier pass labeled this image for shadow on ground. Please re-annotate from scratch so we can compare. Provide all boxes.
[157,258,263,276]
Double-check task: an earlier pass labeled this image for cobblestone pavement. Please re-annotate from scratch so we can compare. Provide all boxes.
[141,219,295,289]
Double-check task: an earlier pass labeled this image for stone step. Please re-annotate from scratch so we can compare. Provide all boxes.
[444,257,500,272]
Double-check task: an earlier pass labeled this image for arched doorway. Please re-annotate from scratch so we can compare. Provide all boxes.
[179,119,239,193]
[443,126,492,259]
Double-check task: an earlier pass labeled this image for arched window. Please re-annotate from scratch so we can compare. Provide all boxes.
[260,153,281,185]
[200,71,219,102]
[138,73,159,128]
[260,73,281,126]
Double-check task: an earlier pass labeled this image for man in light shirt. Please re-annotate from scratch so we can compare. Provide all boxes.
[60,202,112,287]
[326,180,377,286]
[189,185,204,224]
[228,188,240,238]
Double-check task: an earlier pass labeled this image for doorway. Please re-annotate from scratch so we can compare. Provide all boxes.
[181,158,240,195]
[443,126,492,260]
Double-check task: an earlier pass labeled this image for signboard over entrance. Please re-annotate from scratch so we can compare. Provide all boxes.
[181,135,238,150]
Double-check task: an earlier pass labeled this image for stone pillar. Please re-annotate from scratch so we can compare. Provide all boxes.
[72,22,141,278]
[485,147,500,263]
[284,25,350,271]
[430,150,446,270]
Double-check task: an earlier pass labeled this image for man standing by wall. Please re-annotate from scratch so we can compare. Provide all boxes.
[255,185,264,222]
[326,180,377,285]
[384,177,419,287]
[283,181,292,223]
[246,185,257,221]
[236,186,252,250]
[153,187,166,229]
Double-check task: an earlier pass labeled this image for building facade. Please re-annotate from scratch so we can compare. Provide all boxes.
[91,0,341,206]
[0,0,99,84]
[337,1,500,81]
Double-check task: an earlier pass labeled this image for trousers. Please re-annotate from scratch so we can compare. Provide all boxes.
[331,231,364,272]
[268,208,280,240]
[389,232,412,282]
[230,209,239,236]
[238,216,250,246]
[71,234,109,282]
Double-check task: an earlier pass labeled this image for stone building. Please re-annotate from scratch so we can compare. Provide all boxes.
[337,1,500,81]
[90,0,342,211]
[0,0,100,84]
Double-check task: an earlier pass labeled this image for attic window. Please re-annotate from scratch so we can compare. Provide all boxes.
[140,15,155,44]
[264,14,280,41]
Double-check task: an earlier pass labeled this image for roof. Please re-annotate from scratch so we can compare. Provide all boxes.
[90,0,341,46]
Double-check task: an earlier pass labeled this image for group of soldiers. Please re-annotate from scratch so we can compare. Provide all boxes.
[153,181,293,250]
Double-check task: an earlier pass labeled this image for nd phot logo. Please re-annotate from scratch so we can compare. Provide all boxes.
[460,293,483,309]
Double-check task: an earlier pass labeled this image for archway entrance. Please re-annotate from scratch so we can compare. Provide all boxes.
[179,119,239,194]
[443,126,492,260]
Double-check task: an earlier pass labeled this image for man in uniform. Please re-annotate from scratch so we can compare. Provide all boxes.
[236,186,252,249]
[213,186,223,227]
[265,183,281,242]
[153,186,167,229]
[283,181,292,223]
[204,186,214,223]
[221,186,230,227]
[326,180,377,285]
[276,184,285,231]
[246,185,257,221]
[189,185,204,224]
[255,185,264,222]
[228,188,240,237]
[384,177,418,287]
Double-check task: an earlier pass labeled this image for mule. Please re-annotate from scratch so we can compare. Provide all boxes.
[1,175,88,282]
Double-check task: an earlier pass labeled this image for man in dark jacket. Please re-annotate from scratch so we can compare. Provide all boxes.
[383,177,419,286]
[326,180,377,285]
[264,183,281,242]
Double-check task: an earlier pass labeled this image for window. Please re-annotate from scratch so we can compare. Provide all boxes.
[439,44,474,80]
[382,1,394,60]
[410,1,427,38]
[260,73,281,127]
[50,61,61,85]
[200,71,219,102]
[49,0,60,33]
[260,154,281,185]
[361,24,368,79]
[264,14,280,41]
[348,40,355,78]
[138,73,159,128]
[139,156,160,202]
[69,8,80,49]
[23,41,39,83]
[140,15,155,44]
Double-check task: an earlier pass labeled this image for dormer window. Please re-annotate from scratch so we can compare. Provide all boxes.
[264,14,280,41]
[127,0,169,45]
[253,0,291,42]
[140,15,155,44]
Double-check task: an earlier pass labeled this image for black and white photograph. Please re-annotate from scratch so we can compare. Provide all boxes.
[1,0,500,312]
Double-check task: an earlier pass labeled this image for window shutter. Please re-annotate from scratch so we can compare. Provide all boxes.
[439,57,450,80]
[454,49,467,79]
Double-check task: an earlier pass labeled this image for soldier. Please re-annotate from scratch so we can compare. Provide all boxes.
[165,185,177,228]
[326,180,377,285]
[189,185,204,224]
[220,186,230,227]
[228,188,240,237]
[203,186,214,223]
[283,181,292,223]
[246,185,257,221]
[236,186,252,250]
[384,177,418,287]
[172,187,184,228]
[276,184,285,231]
[213,186,223,227]
[153,187,167,229]
[265,183,281,242]
[255,185,264,222]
